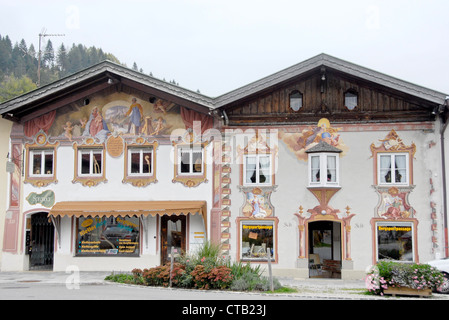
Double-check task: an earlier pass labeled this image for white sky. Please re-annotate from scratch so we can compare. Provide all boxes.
[1,0,449,97]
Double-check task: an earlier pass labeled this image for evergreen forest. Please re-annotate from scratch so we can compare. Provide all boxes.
[0,34,148,103]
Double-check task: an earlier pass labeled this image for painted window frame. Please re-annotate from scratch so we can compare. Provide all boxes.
[123,139,158,187]
[24,131,59,187]
[73,140,107,187]
[308,153,340,187]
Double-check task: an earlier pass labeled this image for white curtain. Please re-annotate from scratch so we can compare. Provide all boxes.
[394,155,406,183]
[311,156,320,182]
[245,156,257,183]
[327,155,336,182]
[380,155,391,183]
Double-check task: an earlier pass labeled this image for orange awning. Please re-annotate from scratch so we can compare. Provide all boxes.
[48,200,207,226]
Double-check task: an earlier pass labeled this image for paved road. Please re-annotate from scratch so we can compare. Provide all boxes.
[0,271,447,301]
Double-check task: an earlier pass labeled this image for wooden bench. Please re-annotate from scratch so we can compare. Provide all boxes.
[322,259,341,277]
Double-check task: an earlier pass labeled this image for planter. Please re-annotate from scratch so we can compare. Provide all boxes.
[384,286,432,298]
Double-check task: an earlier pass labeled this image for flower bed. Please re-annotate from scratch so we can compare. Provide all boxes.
[121,242,282,292]
[366,260,444,297]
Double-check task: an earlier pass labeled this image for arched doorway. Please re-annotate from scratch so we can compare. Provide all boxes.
[28,212,54,270]
[308,221,341,278]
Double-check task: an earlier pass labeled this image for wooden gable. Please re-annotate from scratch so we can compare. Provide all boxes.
[222,66,440,126]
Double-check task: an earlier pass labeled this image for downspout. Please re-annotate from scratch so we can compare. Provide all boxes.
[440,98,449,258]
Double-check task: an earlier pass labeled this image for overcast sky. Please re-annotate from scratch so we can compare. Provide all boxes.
[1,0,449,97]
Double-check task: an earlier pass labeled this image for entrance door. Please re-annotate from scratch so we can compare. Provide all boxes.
[29,212,54,270]
[308,221,341,278]
[161,215,186,265]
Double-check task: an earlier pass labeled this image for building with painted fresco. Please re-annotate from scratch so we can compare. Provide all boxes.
[0,54,448,280]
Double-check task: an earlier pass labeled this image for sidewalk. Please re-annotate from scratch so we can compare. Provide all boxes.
[0,271,447,300]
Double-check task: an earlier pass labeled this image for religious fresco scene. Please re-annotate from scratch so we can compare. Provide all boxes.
[37,92,188,142]
[279,118,348,161]
[241,187,274,218]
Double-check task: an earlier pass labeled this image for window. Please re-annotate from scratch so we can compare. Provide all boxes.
[79,149,103,176]
[376,222,413,261]
[24,132,59,187]
[344,91,358,110]
[378,153,408,185]
[309,153,339,187]
[30,149,54,176]
[173,142,208,187]
[178,146,203,175]
[128,148,152,176]
[244,154,271,185]
[76,216,140,257]
[289,90,303,111]
[240,220,275,261]
[73,141,107,187]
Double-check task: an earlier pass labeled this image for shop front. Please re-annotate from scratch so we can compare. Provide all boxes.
[47,200,207,271]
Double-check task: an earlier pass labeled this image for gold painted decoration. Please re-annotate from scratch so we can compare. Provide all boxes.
[122,138,158,187]
[370,129,416,158]
[24,130,60,187]
[279,118,347,161]
[106,134,124,158]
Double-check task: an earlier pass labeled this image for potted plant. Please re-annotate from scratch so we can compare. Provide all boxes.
[366,260,444,297]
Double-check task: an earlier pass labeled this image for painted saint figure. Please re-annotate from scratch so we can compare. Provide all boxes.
[83,106,110,142]
[126,97,144,134]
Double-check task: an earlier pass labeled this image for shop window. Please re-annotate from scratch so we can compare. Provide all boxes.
[76,216,140,257]
[378,153,408,185]
[289,90,303,111]
[244,154,272,185]
[240,219,276,262]
[376,222,414,261]
[173,143,208,187]
[308,153,339,187]
[344,90,358,110]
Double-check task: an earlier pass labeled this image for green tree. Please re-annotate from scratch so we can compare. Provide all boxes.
[0,75,37,102]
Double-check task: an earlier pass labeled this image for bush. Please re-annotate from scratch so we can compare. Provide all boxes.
[122,242,284,292]
[366,260,445,295]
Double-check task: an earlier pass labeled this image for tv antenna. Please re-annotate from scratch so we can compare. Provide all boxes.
[37,28,65,87]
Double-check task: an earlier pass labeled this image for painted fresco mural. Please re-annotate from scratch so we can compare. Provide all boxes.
[240,187,274,218]
[46,92,186,142]
[376,187,415,219]
[370,130,417,220]
[279,118,348,161]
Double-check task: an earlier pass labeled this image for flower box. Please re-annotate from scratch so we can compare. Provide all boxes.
[384,286,432,298]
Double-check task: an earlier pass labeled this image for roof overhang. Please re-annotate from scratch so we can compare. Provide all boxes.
[213,53,448,109]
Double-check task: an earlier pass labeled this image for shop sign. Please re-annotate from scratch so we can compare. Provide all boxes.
[26,190,55,208]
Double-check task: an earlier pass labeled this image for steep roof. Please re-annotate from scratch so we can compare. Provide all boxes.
[0,60,214,122]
